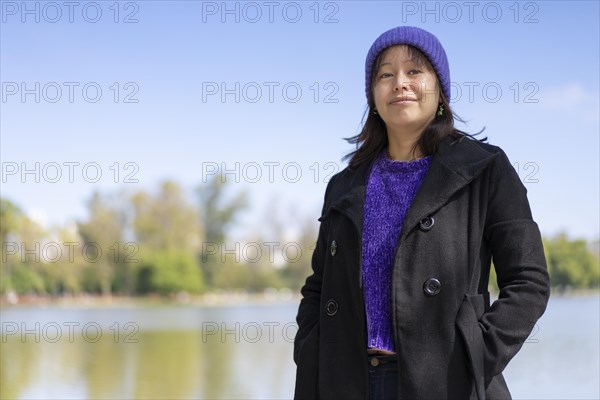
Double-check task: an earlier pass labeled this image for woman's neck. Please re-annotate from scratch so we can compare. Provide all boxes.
[386,126,426,161]
[386,139,424,161]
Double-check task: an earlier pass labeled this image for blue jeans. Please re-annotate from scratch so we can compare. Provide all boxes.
[368,354,398,400]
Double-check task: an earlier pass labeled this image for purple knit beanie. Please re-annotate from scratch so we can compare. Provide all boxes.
[365,26,451,102]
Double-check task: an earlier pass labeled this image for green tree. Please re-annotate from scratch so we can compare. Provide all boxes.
[195,174,248,290]
[77,191,127,296]
[1,206,47,295]
[34,224,86,295]
[279,216,317,290]
[544,233,600,290]
[131,181,201,252]
[131,180,204,294]
[136,249,203,294]
[0,198,24,293]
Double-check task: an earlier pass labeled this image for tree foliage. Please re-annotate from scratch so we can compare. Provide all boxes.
[544,233,599,290]
[1,185,598,298]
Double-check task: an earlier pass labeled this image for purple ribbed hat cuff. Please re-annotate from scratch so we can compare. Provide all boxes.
[365,26,451,102]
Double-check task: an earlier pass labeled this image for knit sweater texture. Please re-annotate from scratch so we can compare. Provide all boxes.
[362,150,432,352]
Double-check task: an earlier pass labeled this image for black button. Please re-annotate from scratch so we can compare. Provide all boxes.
[423,278,442,296]
[419,216,435,231]
[330,240,337,256]
[325,299,338,316]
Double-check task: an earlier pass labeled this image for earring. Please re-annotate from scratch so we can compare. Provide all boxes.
[437,104,444,117]
[373,109,378,115]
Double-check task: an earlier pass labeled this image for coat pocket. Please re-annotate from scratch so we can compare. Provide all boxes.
[294,323,320,400]
[456,292,489,400]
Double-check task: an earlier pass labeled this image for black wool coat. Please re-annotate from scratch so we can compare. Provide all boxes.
[293,135,550,400]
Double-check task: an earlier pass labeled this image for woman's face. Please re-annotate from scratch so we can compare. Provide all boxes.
[372,45,440,135]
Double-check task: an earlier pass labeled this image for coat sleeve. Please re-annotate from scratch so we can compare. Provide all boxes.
[293,174,337,365]
[480,148,551,385]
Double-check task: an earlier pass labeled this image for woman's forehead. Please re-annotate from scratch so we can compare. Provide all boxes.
[380,45,423,64]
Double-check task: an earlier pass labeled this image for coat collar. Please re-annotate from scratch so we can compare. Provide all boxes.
[327,135,500,241]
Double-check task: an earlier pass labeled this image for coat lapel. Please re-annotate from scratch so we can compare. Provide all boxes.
[328,136,500,241]
[399,136,499,240]
[327,160,370,236]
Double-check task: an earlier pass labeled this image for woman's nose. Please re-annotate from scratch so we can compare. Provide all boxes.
[393,74,411,92]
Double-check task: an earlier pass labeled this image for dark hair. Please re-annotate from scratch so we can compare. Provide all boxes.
[343,45,486,169]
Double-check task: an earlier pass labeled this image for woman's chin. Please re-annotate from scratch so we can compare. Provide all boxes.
[385,117,425,131]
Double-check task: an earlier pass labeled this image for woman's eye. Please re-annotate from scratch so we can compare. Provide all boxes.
[408,69,422,75]
[379,72,392,79]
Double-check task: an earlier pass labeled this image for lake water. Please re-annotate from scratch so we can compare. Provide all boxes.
[1,295,598,399]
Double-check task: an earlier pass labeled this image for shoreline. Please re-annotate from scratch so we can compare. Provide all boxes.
[0,290,303,308]
[2,288,598,309]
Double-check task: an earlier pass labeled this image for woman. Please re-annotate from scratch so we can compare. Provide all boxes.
[293,26,550,400]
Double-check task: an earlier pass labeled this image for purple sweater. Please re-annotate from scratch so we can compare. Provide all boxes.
[362,150,432,352]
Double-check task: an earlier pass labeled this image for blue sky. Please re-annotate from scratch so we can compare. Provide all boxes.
[1,0,599,241]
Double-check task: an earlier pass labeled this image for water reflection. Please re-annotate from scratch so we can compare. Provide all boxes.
[2,297,599,399]
[1,302,297,399]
